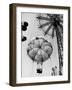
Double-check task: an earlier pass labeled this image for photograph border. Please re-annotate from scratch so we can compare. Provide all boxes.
[9,3,70,86]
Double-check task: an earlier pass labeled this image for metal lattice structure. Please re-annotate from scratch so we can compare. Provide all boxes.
[37,14,63,75]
